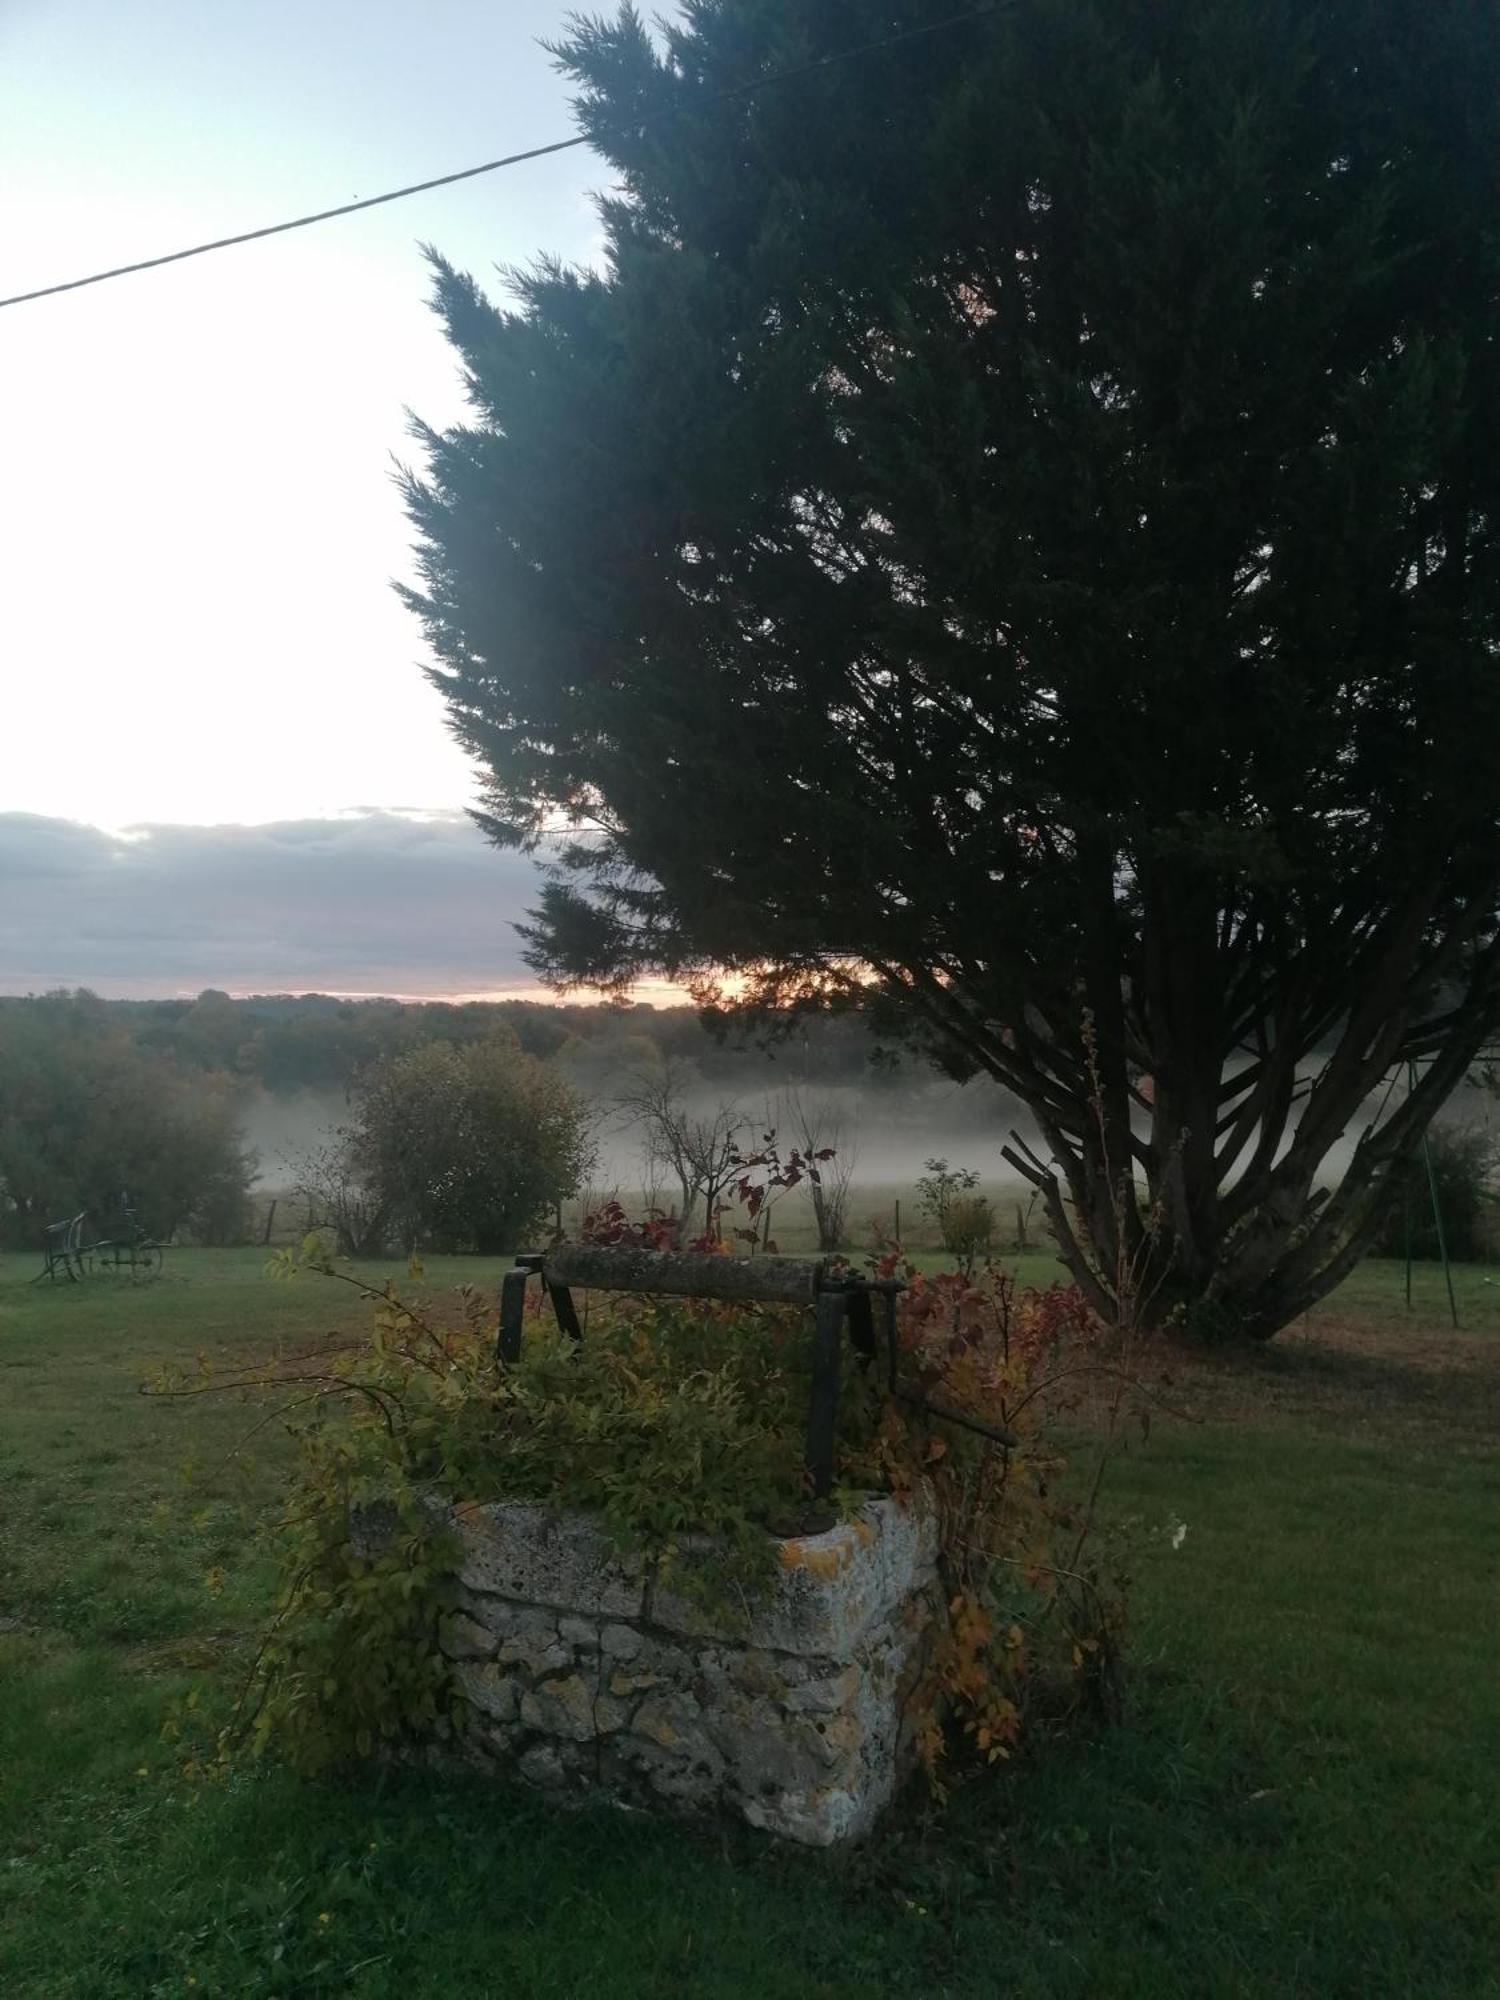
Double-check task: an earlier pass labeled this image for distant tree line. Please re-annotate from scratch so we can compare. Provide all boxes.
[4,989,895,1258]
[4,989,890,1099]
[3,989,1487,1263]
[0,990,600,1255]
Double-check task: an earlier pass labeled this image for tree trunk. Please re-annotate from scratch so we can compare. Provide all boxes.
[997,899,1500,1339]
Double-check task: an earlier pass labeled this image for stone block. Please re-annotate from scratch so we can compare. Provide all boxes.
[438,1610,496,1663]
[521,1674,599,1743]
[783,1664,861,1714]
[608,1668,665,1698]
[632,1691,709,1757]
[518,1743,566,1790]
[498,1635,571,1675]
[453,1660,518,1725]
[647,1496,937,1655]
[438,1498,647,1619]
[600,1622,643,1660]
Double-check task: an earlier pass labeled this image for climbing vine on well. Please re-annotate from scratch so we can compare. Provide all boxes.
[855,1259,1136,1784]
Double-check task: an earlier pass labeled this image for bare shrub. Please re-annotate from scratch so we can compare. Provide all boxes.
[942,1193,995,1276]
[779,1089,860,1251]
[616,1057,744,1245]
[287,1139,390,1258]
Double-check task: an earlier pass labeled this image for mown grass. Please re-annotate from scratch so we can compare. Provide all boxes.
[1,1248,1497,1998]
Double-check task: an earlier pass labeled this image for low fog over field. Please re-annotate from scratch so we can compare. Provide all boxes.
[7,991,1490,1257]
[239,1069,1040,1196]
[155,991,1041,1205]
[238,1040,1496,1250]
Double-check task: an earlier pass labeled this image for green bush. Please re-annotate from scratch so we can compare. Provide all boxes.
[0,990,254,1247]
[187,1155,257,1246]
[349,1033,591,1254]
[941,1193,995,1273]
[1373,1120,1499,1262]
[915,1161,995,1273]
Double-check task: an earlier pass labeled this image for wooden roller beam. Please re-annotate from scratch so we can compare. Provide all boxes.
[540,1245,829,1306]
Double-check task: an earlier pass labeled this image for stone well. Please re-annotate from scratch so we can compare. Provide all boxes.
[411,1493,938,1845]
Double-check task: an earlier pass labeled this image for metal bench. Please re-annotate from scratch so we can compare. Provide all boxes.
[37,1212,88,1283]
[498,1246,904,1505]
[34,1198,164,1282]
[87,1194,164,1277]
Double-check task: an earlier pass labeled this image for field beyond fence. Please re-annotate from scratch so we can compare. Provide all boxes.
[247,1176,1055,1260]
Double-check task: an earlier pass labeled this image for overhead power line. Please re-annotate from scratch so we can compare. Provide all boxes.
[1,7,999,312]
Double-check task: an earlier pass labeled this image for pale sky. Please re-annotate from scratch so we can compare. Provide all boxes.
[0,0,606,832]
[0,2,643,994]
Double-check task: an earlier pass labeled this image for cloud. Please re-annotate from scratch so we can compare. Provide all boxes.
[0,810,559,999]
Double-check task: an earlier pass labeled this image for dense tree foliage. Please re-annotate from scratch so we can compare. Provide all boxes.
[0,991,253,1247]
[1373,1120,1499,1265]
[403,0,1500,1337]
[0,991,893,1098]
[347,1035,591,1254]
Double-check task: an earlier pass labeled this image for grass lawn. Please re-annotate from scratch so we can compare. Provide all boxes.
[1,1247,1497,1998]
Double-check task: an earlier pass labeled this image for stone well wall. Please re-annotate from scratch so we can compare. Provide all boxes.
[412,1494,938,1845]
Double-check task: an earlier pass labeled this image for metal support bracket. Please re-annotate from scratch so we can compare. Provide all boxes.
[546,1279,582,1341]
[496,1267,531,1366]
[804,1288,847,1502]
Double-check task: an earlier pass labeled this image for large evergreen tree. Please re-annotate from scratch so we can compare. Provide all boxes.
[403,0,1500,1338]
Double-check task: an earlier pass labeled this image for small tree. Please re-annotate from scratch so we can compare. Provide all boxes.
[1009,1190,1041,1257]
[915,1160,979,1239]
[726,1127,834,1255]
[780,1089,860,1251]
[349,1036,590,1254]
[916,1159,992,1276]
[616,1056,743,1244]
[188,1152,257,1247]
[943,1197,995,1279]
[287,1140,391,1258]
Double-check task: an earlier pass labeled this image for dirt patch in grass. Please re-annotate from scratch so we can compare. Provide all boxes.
[120,1631,241,1675]
[1145,1311,1500,1449]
